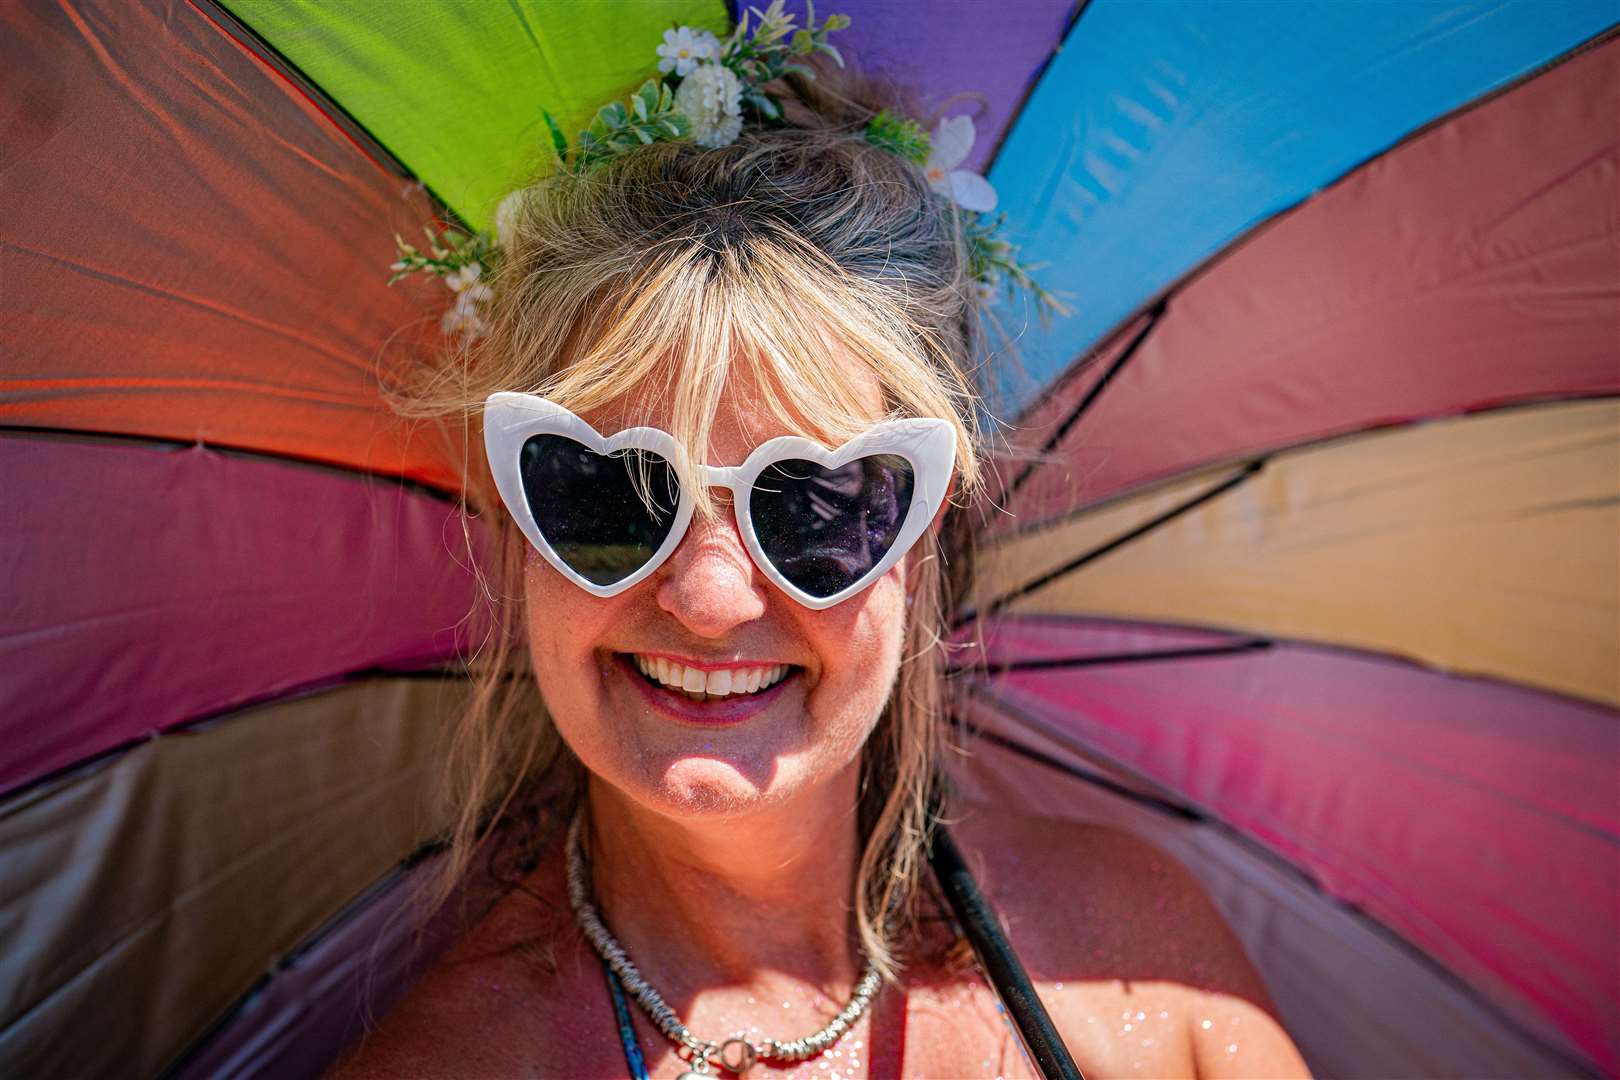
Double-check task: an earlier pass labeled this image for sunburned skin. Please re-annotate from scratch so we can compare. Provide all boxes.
[326,805,1309,1078]
[327,361,1309,1079]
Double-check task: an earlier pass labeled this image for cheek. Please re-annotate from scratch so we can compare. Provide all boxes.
[521,555,609,716]
[806,568,910,738]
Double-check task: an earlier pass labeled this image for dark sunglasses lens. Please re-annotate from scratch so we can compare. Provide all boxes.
[750,454,916,599]
[519,435,680,586]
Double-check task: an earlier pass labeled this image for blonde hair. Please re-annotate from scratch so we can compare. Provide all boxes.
[391,72,991,980]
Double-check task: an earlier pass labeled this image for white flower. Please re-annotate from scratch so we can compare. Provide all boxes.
[924,115,998,213]
[444,263,487,295]
[657,26,720,77]
[493,189,526,249]
[674,63,743,148]
[442,263,492,339]
[441,303,488,340]
[441,284,490,339]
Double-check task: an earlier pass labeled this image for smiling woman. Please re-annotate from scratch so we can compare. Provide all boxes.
[329,36,1308,1080]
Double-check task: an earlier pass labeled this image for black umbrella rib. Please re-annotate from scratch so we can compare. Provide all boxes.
[946,638,1272,677]
[949,712,1202,823]
[957,455,1265,628]
[1,667,470,807]
[1002,297,1168,503]
[981,0,1095,172]
[960,681,1208,817]
[0,425,462,504]
[187,0,466,228]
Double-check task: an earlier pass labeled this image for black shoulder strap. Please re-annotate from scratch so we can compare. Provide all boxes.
[927,823,1086,1080]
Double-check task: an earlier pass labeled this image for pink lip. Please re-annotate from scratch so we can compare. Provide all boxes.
[614,653,796,726]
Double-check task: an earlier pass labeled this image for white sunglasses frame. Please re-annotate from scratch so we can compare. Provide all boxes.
[483,392,958,610]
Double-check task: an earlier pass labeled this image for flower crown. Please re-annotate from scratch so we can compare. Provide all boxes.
[391,1,1062,340]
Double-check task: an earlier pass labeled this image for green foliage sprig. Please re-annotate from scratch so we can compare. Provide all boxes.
[388,5,1066,340]
[864,109,931,166]
[722,0,850,121]
[547,79,690,174]
[963,212,1070,322]
[389,223,496,284]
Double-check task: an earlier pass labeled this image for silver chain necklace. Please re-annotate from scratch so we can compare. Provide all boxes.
[566,813,882,1077]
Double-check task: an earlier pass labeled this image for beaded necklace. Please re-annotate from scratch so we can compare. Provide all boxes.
[567,814,882,1077]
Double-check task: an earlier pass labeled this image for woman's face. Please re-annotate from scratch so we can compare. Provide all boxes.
[523,364,917,821]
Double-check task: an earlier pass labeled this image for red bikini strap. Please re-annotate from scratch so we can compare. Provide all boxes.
[866,981,907,1080]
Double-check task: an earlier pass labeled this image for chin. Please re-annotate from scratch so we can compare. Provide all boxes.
[601,746,844,826]
[654,759,770,816]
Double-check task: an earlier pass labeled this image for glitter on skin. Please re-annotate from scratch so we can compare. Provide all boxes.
[337,798,1309,1078]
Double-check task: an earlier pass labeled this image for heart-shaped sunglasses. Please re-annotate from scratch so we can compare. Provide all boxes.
[483,393,957,609]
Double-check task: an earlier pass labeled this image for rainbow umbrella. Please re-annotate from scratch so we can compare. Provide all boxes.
[2,2,1615,1077]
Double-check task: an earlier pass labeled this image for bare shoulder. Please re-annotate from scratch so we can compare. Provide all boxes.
[324,854,625,1079]
[946,801,1260,995]
[945,801,1310,1078]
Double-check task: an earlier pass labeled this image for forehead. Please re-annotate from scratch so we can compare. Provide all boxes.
[581,359,888,465]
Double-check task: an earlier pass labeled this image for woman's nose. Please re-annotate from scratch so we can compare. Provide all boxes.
[653,506,768,637]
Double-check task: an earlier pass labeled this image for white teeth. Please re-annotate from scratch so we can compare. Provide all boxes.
[630,656,792,699]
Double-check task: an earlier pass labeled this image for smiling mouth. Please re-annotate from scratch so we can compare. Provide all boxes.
[616,653,800,703]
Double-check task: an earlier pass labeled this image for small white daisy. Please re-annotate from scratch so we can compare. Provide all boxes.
[444,263,486,294]
[656,26,720,77]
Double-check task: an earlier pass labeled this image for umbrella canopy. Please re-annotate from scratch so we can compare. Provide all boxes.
[2,2,1615,1078]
